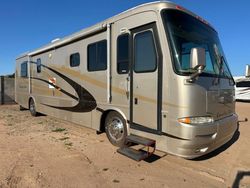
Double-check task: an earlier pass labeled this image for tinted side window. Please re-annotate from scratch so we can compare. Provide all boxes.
[236,81,250,87]
[21,62,28,77]
[134,31,157,73]
[117,34,129,74]
[87,40,107,71]
[37,58,41,73]
[70,53,80,67]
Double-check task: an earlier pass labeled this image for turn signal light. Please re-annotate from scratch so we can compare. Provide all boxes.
[178,116,214,125]
[178,117,191,124]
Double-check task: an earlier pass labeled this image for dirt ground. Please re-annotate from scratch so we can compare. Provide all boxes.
[0,103,249,188]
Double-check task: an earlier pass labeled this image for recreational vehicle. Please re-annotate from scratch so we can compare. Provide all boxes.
[15,1,237,160]
[234,65,250,101]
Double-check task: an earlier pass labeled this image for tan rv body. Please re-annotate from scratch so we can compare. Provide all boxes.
[16,2,237,158]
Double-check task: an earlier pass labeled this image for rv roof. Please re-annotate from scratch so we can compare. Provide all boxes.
[16,1,213,60]
[234,76,250,82]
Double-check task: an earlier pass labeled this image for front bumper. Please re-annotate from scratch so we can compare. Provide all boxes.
[166,114,238,159]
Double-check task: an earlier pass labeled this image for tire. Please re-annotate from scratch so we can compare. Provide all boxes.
[105,111,128,147]
[29,98,38,117]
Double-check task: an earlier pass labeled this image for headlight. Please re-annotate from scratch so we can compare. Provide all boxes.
[178,116,214,125]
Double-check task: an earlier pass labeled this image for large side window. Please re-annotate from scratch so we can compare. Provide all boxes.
[87,40,107,71]
[117,34,129,74]
[70,53,80,67]
[134,30,157,73]
[37,58,41,73]
[21,62,28,77]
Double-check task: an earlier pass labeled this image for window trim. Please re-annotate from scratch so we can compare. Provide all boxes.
[87,39,107,72]
[133,29,158,73]
[117,33,130,74]
[70,52,80,67]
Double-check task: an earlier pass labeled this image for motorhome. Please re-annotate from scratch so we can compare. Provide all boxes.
[15,1,237,160]
[234,65,250,101]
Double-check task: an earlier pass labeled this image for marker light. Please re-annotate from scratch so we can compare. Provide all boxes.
[178,116,214,125]
[176,5,185,11]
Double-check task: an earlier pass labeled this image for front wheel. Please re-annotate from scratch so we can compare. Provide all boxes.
[29,98,38,117]
[105,111,128,147]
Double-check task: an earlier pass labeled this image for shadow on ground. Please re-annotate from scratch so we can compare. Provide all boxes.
[144,153,168,163]
[236,100,250,103]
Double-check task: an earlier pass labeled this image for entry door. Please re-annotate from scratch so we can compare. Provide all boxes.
[130,23,162,133]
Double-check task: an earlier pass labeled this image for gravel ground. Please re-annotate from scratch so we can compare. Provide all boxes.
[0,103,249,188]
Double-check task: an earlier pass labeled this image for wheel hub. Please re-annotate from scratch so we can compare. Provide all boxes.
[108,118,124,141]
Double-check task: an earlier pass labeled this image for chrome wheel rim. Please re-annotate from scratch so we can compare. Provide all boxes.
[107,117,124,141]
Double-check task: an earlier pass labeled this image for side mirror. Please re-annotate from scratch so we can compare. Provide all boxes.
[190,47,206,70]
[186,48,206,83]
[245,65,250,77]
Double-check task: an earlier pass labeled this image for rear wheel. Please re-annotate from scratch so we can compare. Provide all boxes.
[29,98,37,117]
[105,111,127,147]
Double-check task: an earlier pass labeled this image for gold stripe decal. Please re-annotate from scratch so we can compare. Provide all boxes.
[30,62,97,112]
[51,65,187,109]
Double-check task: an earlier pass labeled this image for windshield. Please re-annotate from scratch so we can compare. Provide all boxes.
[162,9,233,79]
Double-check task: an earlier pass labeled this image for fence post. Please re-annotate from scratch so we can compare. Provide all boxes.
[0,76,4,105]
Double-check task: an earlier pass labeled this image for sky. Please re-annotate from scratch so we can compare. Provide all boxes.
[0,0,249,76]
